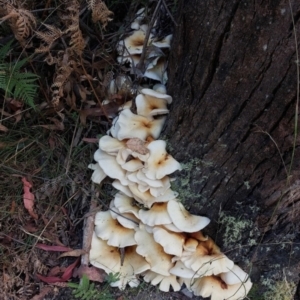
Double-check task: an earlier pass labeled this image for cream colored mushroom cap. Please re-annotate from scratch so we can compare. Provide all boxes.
[89,232,122,274]
[94,149,128,186]
[167,199,210,232]
[99,135,125,153]
[169,260,199,279]
[135,225,174,276]
[152,34,173,48]
[109,245,150,290]
[143,140,181,180]
[190,275,253,300]
[112,180,134,198]
[152,227,186,256]
[140,88,172,103]
[143,270,181,292]
[135,94,169,117]
[220,264,249,285]
[129,183,178,208]
[183,237,199,252]
[90,234,150,290]
[153,84,167,94]
[180,239,234,277]
[116,212,139,229]
[144,57,168,84]
[118,29,149,55]
[95,211,136,247]
[113,192,139,218]
[88,163,106,184]
[138,202,172,226]
[136,169,169,188]
[116,109,166,140]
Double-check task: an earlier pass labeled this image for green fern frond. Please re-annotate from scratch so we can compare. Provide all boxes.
[68,274,115,300]
[0,41,39,109]
[0,40,13,61]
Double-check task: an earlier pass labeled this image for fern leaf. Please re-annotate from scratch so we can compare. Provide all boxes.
[0,40,13,61]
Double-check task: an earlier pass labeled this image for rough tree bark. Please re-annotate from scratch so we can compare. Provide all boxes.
[165,0,300,295]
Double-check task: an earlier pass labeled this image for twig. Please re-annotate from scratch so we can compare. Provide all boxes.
[137,0,163,74]
[161,0,178,26]
[81,184,99,266]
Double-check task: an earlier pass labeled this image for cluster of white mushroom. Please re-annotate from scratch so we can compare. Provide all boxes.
[88,89,252,299]
[117,8,172,84]
[87,6,252,300]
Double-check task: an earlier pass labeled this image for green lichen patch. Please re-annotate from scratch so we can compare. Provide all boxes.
[218,212,254,248]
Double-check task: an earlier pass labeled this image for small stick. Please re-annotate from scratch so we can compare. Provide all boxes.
[137,0,163,74]
[81,184,99,266]
[161,0,178,26]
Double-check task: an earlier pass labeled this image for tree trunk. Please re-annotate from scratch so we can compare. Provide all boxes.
[166,0,300,295]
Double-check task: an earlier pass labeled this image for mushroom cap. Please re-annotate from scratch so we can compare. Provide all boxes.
[153,84,167,94]
[113,192,139,218]
[131,171,171,197]
[140,88,172,104]
[135,225,174,276]
[118,29,151,55]
[121,158,144,172]
[117,54,140,67]
[183,237,199,252]
[167,200,210,232]
[90,234,150,290]
[220,264,249,285]
[109,115,121,138]
[136,169,169,188]
[130,21,140,30]
[95,211,136,247]
[116,148,132,165]
[143,270,181,292]
[169,260,199,279]
[138,202,172,226]
[94,149,128,186]
[112,180,133,197]
[163,222,182,232]
[89,232,122,274]
[129,183,178,208]
[88,163,106,184]
[110,245,150,290]
[116,212,139,229]
[135,93,169,117]
[152,227,186,257]
[143,140,181,180]
[152,34,173,48]
[99,135,126,153]
[116,109,166,140]
[180,238,234,277]
[144,57,168,84]
[190,275,253,300]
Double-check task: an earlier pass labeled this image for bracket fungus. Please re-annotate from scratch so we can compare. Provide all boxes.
[87,6,252,299]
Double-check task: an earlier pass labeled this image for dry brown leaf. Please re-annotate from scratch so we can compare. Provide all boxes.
[21,177,38,220]
[126,138,149,155]
[0,123,9,132]
[73,265,106,283]
[7,99,23,111]
[13,109,22,123]
[82,137,98,143]
[79,102,119,125]
[31,286,53,300]
[58,249,86,258]
[36,118,64,131]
